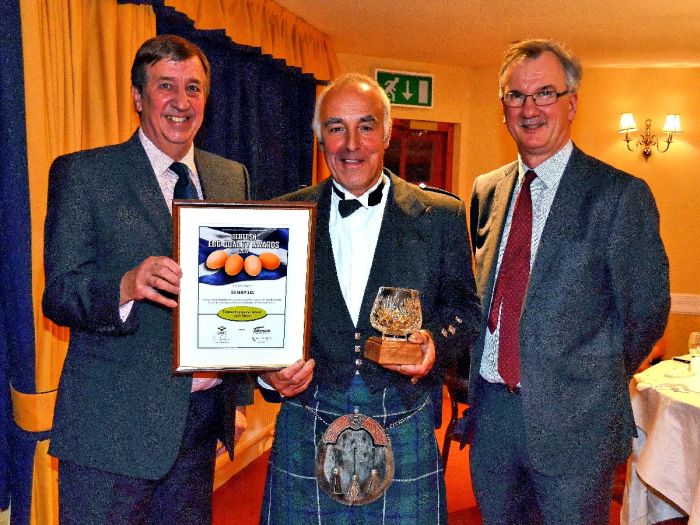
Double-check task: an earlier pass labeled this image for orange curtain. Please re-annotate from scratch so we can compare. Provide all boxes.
[19,2,155,522]
[165,0,339,82]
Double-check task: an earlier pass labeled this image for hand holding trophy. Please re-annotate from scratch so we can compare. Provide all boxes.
[364,287,424,365]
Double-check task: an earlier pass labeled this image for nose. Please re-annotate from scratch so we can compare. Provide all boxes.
[520,95,540,116]
[345,128,360,150]
[171,87,190,110]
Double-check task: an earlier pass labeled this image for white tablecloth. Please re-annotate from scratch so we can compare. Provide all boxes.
[621,359,700,524]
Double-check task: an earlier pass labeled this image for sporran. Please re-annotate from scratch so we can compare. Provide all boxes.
[315,412,395,505]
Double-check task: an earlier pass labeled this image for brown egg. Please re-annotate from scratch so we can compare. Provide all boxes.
[206,249,228,270]
[259,252,281,271]
[243,254,262,277]
[224,254,244,276]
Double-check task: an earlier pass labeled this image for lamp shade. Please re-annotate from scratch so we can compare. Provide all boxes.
[662,114,682,134]
[618,113,638,133]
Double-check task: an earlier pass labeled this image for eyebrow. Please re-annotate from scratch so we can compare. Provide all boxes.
[324,114,378,127]
[324,117,343,127]
[507,84,556,93]
[154,75,202,86]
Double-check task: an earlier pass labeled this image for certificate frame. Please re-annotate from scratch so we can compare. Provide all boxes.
[172,200,316,372]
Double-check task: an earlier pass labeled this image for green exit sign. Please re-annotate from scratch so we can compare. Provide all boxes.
[375,69,433,108]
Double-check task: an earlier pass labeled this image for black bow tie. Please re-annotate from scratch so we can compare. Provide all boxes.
[333,180,385,218]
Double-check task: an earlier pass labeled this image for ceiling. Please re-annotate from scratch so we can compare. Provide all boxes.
[274,0,700,68]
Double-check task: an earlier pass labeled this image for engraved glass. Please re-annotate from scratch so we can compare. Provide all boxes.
[369,287,422,339]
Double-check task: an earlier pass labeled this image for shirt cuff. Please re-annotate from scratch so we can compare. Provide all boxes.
[257,376,277,392]
[119,300,134,322]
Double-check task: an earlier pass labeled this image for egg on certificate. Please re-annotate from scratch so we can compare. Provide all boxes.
[244,254,262,277]
[224,253,244,276]
[259,252,281,271]
[206,249,228,270]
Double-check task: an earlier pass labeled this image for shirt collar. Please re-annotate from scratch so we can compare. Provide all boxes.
[331,172,390,207]
[518,140,573,189]
[138,128,197,177]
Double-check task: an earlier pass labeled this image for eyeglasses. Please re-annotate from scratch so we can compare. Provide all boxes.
[501,88,569,108]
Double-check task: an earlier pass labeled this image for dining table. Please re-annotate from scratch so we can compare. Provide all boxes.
[621,358,700,525]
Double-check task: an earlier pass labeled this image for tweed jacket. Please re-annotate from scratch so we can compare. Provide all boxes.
[468,145,670,475]
[43,132,253,479]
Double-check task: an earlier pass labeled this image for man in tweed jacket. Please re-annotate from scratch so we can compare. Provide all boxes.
[258,73,480,524]
[467,39,670,524]
[43,36,252,524]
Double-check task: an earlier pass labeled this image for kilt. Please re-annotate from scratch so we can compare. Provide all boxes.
[260,376,446,525]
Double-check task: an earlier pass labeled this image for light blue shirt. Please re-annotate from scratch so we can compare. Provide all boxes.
[479,141,573,384]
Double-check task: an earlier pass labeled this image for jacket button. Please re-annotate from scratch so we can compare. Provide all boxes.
[354,345,362,353]
[355,359,363,367]
[355,332,362,340]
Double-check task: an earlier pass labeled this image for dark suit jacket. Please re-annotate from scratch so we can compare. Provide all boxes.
[468,145,670,475]
[43,132,253,480]
[282,172,480,404]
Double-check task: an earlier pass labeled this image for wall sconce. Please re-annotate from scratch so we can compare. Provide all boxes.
[618,113,682,161]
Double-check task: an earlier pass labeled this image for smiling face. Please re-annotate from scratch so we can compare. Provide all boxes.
[319,82,389,197]
[132,56,207,160]
[502,51,577,168]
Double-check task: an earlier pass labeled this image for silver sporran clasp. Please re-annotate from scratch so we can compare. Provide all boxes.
[315,413,395,505]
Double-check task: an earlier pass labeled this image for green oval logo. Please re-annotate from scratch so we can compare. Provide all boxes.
[217,306,267,322]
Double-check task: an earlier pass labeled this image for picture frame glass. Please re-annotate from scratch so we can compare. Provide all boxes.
[173,201,315,372]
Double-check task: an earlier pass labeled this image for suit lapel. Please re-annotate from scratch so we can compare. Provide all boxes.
[195,150,221,199]
[357,174,428,327]
[527,147,590,295]
[479,164,518,311]
[122,134,172,251]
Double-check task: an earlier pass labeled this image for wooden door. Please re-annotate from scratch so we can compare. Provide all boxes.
[384,119,454,191]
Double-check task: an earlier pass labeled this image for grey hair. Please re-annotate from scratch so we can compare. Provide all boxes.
[312,73,392,146]
[498,39,582,98]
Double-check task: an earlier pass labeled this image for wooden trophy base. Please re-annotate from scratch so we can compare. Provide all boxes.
[364,336,423,365]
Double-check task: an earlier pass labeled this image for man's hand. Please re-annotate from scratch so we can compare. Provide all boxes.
[234,406,247,444]
[383,329,436,384]
[120,256,182,308]
[260,359,315,397]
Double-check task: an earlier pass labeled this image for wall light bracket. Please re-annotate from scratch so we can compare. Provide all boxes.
[618,113,682,161]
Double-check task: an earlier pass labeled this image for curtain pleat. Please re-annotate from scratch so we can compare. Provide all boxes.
[165,0,340,81]
[1,1,34,523]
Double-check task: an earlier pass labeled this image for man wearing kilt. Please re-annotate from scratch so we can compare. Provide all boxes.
[258,73,480,524]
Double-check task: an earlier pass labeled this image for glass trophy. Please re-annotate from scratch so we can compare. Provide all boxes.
[364,287,423,365]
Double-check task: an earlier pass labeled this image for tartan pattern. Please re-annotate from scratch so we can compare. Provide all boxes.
[260,387,446,525]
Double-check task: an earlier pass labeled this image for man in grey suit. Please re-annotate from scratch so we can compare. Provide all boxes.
[257,73,480,523]
[42,35,252,524]
[467,39,670,524]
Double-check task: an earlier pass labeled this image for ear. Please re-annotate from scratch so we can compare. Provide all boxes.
[132,86,143,113]
[567,92,578,122]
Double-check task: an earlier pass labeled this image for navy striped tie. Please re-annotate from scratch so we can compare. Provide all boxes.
[171,162,198,200]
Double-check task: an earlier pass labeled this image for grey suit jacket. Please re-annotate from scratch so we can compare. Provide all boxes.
[43,132,253,479]
[468,145,670,475]
[282,172,481,401]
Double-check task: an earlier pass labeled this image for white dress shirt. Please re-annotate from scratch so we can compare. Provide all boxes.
[330,174,390,326]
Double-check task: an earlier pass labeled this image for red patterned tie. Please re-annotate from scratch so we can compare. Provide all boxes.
[487,170,537,388]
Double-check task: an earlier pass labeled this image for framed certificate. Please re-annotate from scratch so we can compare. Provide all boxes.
[172,201,316,372]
